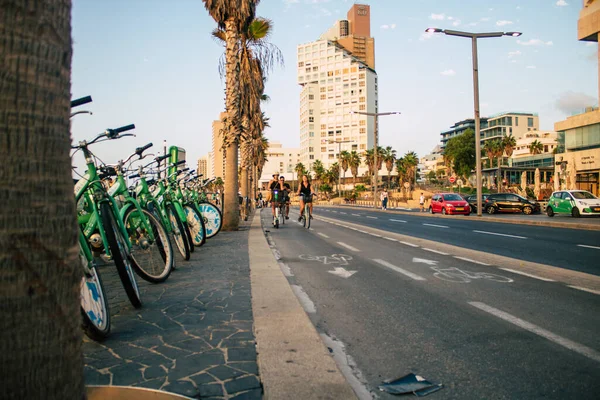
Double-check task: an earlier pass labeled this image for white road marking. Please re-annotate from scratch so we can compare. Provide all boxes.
[357,230,368,234]
[412,257,438,265]
[366,216,378,219]
[331,210,338,213]
[423,248,449,255]
[317,233,330,238]
[578,244,600,250]
[339,212,347,214]
[423,223,449,229]
[384,237,398,242]
[400,241,419,248]
[568,285,600,295]
[389,219,407,223]
[368,233,382,238]
[469,301,600,363]
[351,213,361,216]
[453,256,490,266]
[500,268,556,282]
[337,242,360,252]
[474,230,527,239]
[291,285,316,314]
[373,259,426,281]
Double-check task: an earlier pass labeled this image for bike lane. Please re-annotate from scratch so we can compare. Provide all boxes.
[261,209,600,399]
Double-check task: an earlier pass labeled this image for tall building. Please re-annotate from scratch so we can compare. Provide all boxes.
[297,3,378,174]
[258,141,300,187]
[211,112,226,179]
[553,0,600,196]
[440,118,489,149]
[480,112,539,142]
[197,155,208,178]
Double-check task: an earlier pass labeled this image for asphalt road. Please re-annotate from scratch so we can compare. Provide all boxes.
[260,209,600,399]
[312,207,600,276]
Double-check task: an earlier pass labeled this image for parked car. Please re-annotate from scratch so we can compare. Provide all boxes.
[465,194,490,213]
[483,193,540,215]
[546,190,600,217]
[430,193,471,215]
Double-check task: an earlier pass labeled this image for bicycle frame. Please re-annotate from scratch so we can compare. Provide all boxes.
[134,172,171,233]
[110,169,155,242]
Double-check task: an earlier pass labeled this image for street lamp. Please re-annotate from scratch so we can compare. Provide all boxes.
[424,28,521,216]
[324,138,353,199]
[350,111,401,209]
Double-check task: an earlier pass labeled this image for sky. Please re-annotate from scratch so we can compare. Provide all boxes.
[70,0,598,171]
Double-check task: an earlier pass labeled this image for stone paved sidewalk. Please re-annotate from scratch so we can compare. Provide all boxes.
[83,222,261,399]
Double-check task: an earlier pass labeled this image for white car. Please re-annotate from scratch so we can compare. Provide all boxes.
[546,190,600,217]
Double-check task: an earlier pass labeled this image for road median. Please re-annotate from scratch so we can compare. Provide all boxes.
[248,212,357,399]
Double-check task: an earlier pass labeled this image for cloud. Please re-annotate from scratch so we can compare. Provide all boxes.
[452,19,461,27]
[430,13,445,20]
[441,69,456,76]
[516,6,521,10]
[380,24,397,30]
[586,42,596,47]
[555,91,596,114]
[526,65,536,69]
[510,59,518,63]
[496,20,513,26]
[508,50,522,58]
[420,32,435,41]
[480,17,490,22]
[517,39,553,46]
[556,0,569,6]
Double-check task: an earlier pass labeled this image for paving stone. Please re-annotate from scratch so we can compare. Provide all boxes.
[230,388,263,400]
[174,313,206,327]
[219,339,255,349]
[168,350,226,380]
[207,365,246,381]
[228,362,259,375]
[227,347,257,362]
[83,365,111,385]
[132,377,166,390]
[197,383,224,398]
[133,352,173,367]
[224,376,261,395]
[152,345,192,359]
[172,338,212,353]
[231,311,253,321]
[189,373,216,386]
[228,331,254,340]
[162,380,199,397]
[143,365,167,380]
[110,362,144,386]
[131,336,164,349]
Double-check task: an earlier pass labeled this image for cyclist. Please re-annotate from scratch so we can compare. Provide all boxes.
[297,174,315,222]
[268,173,284,219]
[279,176,292,219]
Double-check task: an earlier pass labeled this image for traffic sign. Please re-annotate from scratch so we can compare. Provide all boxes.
[449,176,456,183]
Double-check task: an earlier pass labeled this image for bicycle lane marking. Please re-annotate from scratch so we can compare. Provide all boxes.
[372,259,426,281]
[469,302,600,364]
[500,268,556,282]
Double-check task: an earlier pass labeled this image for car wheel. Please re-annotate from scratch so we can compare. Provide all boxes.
[487,206,496,215]
[522,206,532,215]
[572,207,581,218]
[442,208,447,215]
[429,206,434,214]
[546,206,554,217]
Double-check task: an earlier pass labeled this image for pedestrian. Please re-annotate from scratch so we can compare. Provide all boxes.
[419,192,425,212]
[381,188,388,210]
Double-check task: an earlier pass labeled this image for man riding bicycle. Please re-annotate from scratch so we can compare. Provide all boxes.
[268,173,287,220]
[279,176,292,219]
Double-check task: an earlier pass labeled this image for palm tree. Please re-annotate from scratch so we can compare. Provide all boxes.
[502,134,517,157]
[349,151,361,187]
[2,1,86,397]
[484,140,496,169]
[403,151,419,187]
[312,160,325,188]
[328,162,340,193]
[363,149,374,177]
[295,162,306,191]
[529,140,544,155]
[395,157,408,198]
[203,0,258,230]
[382,146,397,189]
[339,150,351,194]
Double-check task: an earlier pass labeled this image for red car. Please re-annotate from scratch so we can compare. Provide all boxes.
[429,193,471,215]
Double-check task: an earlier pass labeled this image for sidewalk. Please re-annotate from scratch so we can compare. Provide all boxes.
[83,221,260,399]
[83,212,355,399]
[331,203,600,231]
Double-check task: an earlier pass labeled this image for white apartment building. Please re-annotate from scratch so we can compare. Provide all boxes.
[297,5,378,175]
[419,145,444,181]
[512,131,558,158]
[258,141,301,185]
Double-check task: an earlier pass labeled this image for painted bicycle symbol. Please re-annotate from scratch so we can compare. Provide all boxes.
[431,266,513,283]
[299,254,353,266]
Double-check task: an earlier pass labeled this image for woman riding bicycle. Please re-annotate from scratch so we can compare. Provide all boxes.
[297,175,315,222]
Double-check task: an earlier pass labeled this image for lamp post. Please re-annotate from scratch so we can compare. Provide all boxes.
[425,28,521,216]
[350,111,401,209]
[325,139,353,199]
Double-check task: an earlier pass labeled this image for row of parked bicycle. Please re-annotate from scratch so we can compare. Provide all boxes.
[72,96,222,341]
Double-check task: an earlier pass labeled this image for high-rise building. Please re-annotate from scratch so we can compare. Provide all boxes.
[197,155,208,178]
[553,0,600,196]
[297,3,378,174]
[211,112,226,179]
[258,142,301,187]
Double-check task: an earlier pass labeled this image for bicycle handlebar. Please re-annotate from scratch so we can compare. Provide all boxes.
[155,154,169,163]
[71,96,92,108]
[136,142,153,155]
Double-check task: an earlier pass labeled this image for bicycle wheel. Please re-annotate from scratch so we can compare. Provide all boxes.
[124,207,173,283]
[80,241,110,340]
[166,203,190,261]
[305,204,311,229]
[184,205,206,247]
[100,202,142,308]
[183,221,195,253]
[197,202,222,239]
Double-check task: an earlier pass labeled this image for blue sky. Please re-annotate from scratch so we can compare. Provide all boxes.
[71,0,597,170]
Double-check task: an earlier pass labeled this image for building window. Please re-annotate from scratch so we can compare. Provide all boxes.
[312,66,318,71]
[298,62,304,67]
[321,147,327,152]
[320,87,326,93]
[320,94,326,100]
[359,128,366,134]
[359,81,365,87]
[309,147,314,152]
[528,117,534,127]
[328,154,335,159]
[327,71,334,77]
[343,68,349,74]
[309,155,314,160]
[352,144,358,150]
[359,120,366,126]
[309,117,314,122]
[320,124,326,129]
[359,73,365,79]
[308,94,314,100]
[359,104,366,110]
[359,96,365,102]
[321,132,326,137]
[516,117,519,126]
[360,144,366,150]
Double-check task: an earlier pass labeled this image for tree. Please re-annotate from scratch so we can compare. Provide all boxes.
[382,146,397,189]
[339,150,350,193]
[326,163,340,193]
[1,1,85,398]
[529,140,543,155]
[502,134,516,157]
[312,160,325,188]
[203,0,258,230]
[403,151,419,187]
[348,151,361,187]
[444,128,476,182]
[426,170,437,184]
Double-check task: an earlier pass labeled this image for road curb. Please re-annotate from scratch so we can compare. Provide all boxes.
[248,212,358,400]
[329,204,600,231]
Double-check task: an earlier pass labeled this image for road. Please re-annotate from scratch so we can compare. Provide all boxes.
[313,207,600,276]
[260,209,600,399]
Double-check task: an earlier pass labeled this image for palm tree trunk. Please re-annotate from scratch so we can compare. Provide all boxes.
[222,18,242,230]
[1,1,85,398]
[241,166,248,199]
